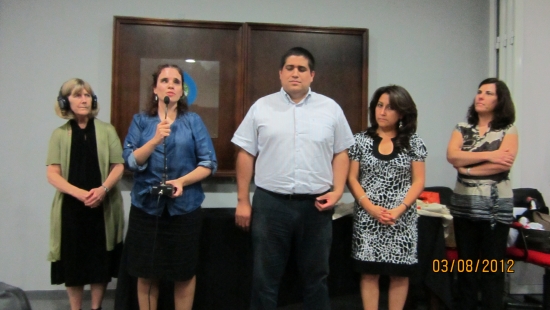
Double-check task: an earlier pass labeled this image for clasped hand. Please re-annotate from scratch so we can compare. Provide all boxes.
[369,205,405,225]
[76,187,106,208]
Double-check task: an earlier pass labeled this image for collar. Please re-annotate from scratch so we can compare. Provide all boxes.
[280,87,312,105]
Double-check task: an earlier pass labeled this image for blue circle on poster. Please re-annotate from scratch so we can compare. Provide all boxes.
[183,72,197,105]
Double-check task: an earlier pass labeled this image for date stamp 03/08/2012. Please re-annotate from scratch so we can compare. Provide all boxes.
[432,259,516,273]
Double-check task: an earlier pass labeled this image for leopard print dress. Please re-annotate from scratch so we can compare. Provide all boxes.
[349,132,427,276]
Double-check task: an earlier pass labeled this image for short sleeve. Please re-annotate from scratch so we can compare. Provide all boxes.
[505,124,518,135]
[454,122,466,136]
[348,132,365,162]
[46,129,62,165]
[409,134,428,162]
[231,104,259,156]
[332,105,355,154]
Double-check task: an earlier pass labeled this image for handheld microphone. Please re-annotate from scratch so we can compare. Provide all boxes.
[151,95,174,197]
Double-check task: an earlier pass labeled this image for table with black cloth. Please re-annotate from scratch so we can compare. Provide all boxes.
[114,208,358,309]
[411,186,454,309]
[413,215,454,309]
[115,205,452,309]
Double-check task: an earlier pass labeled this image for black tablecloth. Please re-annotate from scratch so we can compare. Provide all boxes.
[415,216,454,309]
[115,208,452,309]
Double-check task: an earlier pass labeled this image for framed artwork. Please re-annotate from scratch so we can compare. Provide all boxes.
[111,17,368,176]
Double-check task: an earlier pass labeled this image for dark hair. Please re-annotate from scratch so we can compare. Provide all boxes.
[366,85,418,151]
[146,64,189,116]
[467,77,515,130]
[280,47,315,71]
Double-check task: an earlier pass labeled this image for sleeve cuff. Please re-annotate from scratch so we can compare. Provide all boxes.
[126,152,148,172]
[231,136,257,156]
[198,160,217,175]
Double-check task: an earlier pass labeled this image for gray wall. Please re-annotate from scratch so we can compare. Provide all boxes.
[516,0,550,205]
[0,0,490,290]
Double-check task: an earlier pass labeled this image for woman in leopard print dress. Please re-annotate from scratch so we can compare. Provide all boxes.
[348,85,427,310]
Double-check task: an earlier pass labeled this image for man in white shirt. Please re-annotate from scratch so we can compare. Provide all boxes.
[231,47,354,310]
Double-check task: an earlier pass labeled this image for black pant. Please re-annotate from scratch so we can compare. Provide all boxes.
[250,188,333,310]
[453,217,510,310]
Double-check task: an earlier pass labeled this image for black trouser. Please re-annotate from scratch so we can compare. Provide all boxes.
[453,217,510,310]
[250,187,333,310]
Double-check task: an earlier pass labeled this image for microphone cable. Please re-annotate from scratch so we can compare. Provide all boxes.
[148,193,163,310]
[162,96,170,186]
[148,96,172,309]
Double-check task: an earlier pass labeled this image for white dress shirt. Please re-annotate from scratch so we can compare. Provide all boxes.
[232,88,354,194]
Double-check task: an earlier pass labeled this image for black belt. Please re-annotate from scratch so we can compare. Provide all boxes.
[457,171,509,182]
[257,187,329,200]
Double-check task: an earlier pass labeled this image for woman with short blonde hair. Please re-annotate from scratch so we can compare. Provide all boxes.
[47,78,124,310]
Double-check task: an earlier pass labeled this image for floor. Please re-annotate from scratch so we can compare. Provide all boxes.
[26,290,115,310]
[25,290,542,310]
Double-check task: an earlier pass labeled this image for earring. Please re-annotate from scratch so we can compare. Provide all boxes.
[399,120,403,128]
[154,94,158,102]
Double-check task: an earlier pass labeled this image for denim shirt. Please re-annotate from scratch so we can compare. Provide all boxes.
[123,112,217,216]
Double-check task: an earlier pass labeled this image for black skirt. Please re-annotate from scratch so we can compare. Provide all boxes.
[125,205,202,281]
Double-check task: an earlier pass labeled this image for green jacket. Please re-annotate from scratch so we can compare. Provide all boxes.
[46,118,124,262]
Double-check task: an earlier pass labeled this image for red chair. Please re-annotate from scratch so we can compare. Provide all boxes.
[506,221,550,309]
[446,248,458,262]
